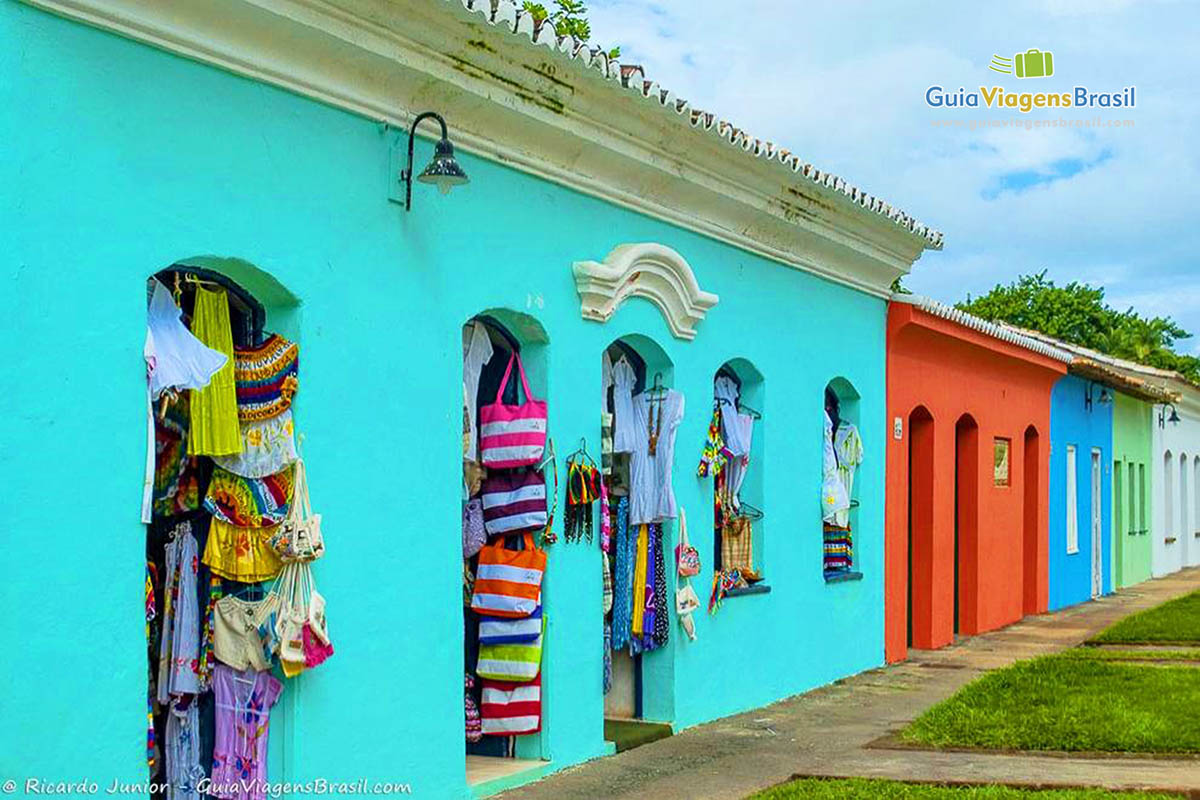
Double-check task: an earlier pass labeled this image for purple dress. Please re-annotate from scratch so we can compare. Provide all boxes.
[210,664,283,800]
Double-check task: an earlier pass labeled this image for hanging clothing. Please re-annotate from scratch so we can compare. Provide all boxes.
[652,526,669,648]
[188,286,242,457]
[629,389,685,527]
[202,519,282,583]
[610,498,633,651]
[212,411,297,479]
[157,523,201,703]
[203,465,295,528]
[233,334,299,423]
[164,699,204,800]
[696,403,726,478]
[832,423,864,528]
[198,576,224,691]
[210,664,283,800]
[146,279,228,400]
[152,394,203,519]
[725,412,754,506]
[714,376,751,457]
[611,357,638,454]
[462,321,495,461]
[821,411,850,524]
[630,524,648,639]
[212,595,278,673]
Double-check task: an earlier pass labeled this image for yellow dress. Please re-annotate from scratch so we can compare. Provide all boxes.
[631,524,648,636]
[188,286,243,456]
[202,518,283,582]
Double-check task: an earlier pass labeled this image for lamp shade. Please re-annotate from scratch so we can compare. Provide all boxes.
[417,138,469,195]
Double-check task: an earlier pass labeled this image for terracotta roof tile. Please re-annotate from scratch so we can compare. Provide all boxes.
[455,0,944,250]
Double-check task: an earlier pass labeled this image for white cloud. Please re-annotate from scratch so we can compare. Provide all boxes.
[588,0,1200,344]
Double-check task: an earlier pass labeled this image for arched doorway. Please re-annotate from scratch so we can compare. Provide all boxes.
[601,334,676,747]
[955,414,979,635]
[907,406,934,649]
[1022,425,1041,616]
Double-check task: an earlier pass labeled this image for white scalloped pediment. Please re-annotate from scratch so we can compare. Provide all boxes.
[572,243,718,340]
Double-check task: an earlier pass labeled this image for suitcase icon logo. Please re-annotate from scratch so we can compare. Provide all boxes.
[989,49,1055,78]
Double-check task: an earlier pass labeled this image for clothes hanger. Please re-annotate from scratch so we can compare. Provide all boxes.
[737,403,762,420]
[645,372,668,399]
[738,500,765,520]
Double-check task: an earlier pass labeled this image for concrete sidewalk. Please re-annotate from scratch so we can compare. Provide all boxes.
[499,568,1200,800]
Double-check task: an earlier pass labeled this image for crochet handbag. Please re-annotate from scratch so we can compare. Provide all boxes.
[471,532,546,619]
[479,352,548,469]
[675,508,701,577]
[270,457,324,562]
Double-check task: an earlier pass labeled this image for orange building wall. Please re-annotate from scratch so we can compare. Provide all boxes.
[885,304,1066,663]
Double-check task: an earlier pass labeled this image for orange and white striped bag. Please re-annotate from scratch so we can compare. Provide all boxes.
[471,532,546,619]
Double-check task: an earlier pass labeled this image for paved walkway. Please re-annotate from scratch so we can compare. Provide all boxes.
[500,568,1200,800]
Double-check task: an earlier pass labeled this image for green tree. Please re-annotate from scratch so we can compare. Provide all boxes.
[522,0,620,58]
[957,271,1200,382]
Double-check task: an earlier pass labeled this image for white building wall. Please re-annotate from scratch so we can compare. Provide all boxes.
[1152,391,1200,575]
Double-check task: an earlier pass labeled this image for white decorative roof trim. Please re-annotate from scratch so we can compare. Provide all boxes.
[574,243,718,341]
[22,0,940,300]
[892,294,1074,363]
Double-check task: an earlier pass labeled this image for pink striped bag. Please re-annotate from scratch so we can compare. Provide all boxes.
[479,352,548,469]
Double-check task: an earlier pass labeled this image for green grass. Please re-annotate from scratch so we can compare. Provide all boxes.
[1090,590,1200,644]
[900,653,1200,753]
[752,778,1184,799]
[1060,648,1200,662]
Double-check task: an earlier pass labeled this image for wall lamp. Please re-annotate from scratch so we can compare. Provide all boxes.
[398,111,468,211]
[1159,403,1181,428]
[1084,381,1112,412]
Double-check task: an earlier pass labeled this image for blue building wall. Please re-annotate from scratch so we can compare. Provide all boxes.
[1,3,891,797]
[1047,375,1114,610]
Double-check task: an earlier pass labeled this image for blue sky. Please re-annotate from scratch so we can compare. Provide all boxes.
[587,0,1200,353]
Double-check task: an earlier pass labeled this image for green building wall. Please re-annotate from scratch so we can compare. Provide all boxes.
[1112,392,1153,587]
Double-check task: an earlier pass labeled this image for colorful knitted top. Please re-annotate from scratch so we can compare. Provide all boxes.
[234,334,299,422]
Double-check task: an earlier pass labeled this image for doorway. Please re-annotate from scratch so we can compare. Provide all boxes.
[907,406,934,649]
[1091,449,1103,598]
[1022,426,1041,616]
[601,335,675,750]
[1114,460,1124,588]
[954,415,979,636]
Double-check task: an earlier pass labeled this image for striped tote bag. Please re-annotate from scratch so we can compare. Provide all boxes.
[479,606,543,645]
[471,532,546,618]
[479,352,548,469]
[480,671,542,736]
[477,620,543,682]
[481,469,547,536]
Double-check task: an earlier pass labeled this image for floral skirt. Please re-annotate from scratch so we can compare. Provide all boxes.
[202,518,282,582]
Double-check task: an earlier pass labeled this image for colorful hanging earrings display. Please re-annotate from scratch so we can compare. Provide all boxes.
[565,440,600,544]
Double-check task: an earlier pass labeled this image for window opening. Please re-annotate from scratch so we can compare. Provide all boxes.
[1066,445,1079,554]
[822,381,863,581]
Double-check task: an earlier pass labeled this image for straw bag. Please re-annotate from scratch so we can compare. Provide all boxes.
[675,508,700,577]
[270,458,324,562]
[479,352,548,469]
[721,515,754,575]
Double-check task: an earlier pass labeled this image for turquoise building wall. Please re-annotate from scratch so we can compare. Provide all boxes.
[1047,375,1113,610]
[1,3,889,797]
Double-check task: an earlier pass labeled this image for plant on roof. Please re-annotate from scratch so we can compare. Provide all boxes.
[522,0,621,58]
[958,271,1200,383]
